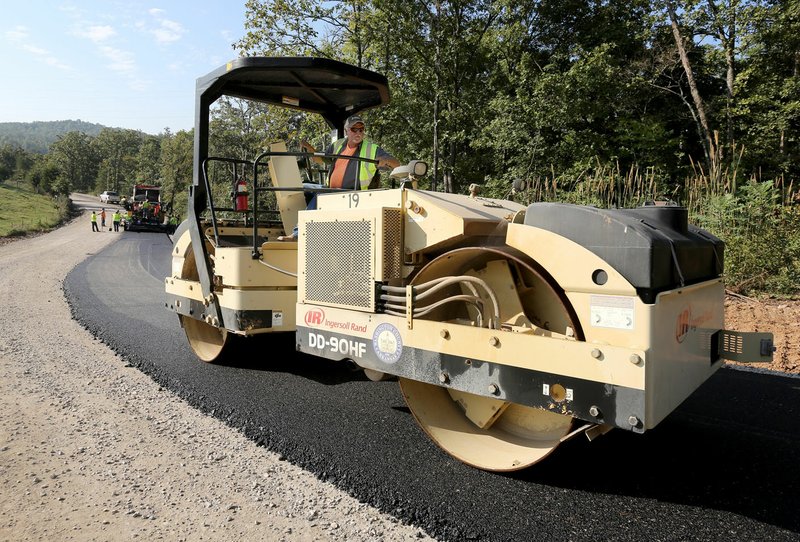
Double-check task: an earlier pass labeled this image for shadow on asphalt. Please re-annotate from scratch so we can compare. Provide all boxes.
[209,332,372,386]
[153,316,800,535]
[218,334,800,534]
[514,369,800,534]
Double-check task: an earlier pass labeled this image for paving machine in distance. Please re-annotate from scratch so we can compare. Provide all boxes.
[124,184,172,233]
[165,57,774,472]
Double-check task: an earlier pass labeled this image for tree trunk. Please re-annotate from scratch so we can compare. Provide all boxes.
[433,90,439,192]
[353,2,363,68]
[431,1,441,192]
[446,141,456,194]
[707,0,736,161]
[666,2,715,170]
[724,43,735,152]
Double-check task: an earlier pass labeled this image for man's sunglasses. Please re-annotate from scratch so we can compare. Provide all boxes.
[349,127,365,133]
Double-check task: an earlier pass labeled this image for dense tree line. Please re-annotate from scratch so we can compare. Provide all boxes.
[0,128,194,219]
[226,0,800,293]
[234,0,799,199]
[5,1,797,204]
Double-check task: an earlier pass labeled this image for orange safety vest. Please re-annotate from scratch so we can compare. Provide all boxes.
[330,138,378,190]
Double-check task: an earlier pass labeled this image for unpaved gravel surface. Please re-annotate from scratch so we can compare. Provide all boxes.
[0,208,432,541]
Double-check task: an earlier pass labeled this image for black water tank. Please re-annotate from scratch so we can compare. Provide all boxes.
[523,203,724,303]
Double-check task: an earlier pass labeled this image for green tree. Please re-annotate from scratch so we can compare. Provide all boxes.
[136,135,164,185]
[93,128,143,194]
[1,144,19,181]
[733,0,800,182]
[230,0,799,197]
[49,131,99,194]
[236,0,377,64]
[368,0,502,192]
[27,156,60,194]
[474,2,670,190]
[210,97,273,161]
[159,129,194,219]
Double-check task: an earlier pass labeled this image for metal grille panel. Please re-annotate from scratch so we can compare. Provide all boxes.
[381,209,402,280]
[722,332,744,355]
[304,220,374,310]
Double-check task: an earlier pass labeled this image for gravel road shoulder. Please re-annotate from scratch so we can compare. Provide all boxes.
[0,207,432,541]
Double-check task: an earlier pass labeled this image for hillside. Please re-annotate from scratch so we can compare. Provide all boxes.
[0,181,65,236]
[0,120,109,153]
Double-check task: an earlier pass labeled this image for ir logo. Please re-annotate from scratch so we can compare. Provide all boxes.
[304,308,325,327]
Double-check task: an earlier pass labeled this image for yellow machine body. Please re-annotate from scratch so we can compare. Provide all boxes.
[293,189,728,433]
[166,146,305,350]
[166,227,298,334]
[167,175,772,470]
[168,58,772,471]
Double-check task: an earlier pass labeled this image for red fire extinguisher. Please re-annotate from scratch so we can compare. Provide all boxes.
[234,178,248,211]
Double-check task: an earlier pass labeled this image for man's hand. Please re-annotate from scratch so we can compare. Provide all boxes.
[302,141,325,166]
[378,157,401,170]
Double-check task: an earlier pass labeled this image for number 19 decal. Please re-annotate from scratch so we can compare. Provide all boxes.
[348,193,359,208]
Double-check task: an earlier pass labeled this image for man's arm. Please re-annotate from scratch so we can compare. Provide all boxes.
[301,141,326,166]
[376,147,400,170]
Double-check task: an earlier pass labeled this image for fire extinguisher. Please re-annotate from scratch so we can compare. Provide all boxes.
[234,178,248,211]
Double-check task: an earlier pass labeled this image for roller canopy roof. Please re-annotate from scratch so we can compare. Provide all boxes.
[196,57,390,130]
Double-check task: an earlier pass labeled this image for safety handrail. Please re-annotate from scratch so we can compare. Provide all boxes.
[201,156,254,245]
[203,151,380,258]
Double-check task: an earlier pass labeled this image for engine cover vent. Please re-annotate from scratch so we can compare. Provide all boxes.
[300,208,401,312]
[381,208,403,280]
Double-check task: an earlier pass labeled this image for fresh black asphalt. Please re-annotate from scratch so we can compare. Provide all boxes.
[63,232,800,541]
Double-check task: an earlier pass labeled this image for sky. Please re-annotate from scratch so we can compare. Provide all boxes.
[0,1,247,135]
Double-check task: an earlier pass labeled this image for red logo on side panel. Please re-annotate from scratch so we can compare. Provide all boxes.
[675,308,690,343]
[304,308,325,327]
[675,305,714,344]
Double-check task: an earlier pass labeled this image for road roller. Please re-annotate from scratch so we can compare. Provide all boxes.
[165,57,774,472]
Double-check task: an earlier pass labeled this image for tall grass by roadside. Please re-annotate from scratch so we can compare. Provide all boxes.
[501,159,799,296]
[507,160,666,208]
[0,181,72,237]
[685,170,799,296]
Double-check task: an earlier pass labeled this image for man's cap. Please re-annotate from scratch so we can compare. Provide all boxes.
[345,115,366,130]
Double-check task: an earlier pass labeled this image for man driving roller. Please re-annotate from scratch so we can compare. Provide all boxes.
[278,115,401,241]
[302,114,400,190]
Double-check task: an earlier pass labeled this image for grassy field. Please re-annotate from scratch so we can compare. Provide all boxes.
[0,182,66,237]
